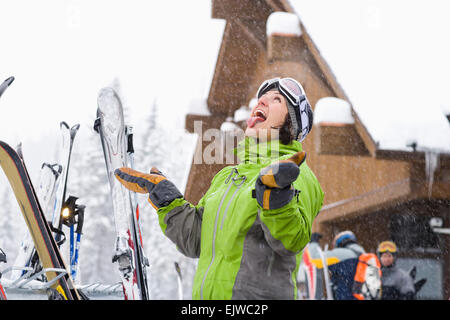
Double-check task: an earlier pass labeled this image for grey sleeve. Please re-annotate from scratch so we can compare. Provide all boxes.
[398,270,416,296]
[163,202,203,258]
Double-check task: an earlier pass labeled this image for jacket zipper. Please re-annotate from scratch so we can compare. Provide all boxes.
[200,168,245,299]
[220,174,246,230]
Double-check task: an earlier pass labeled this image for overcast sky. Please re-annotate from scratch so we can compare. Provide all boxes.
[0,0,223,143]
[0,0,224,179]
[292,0,450,152]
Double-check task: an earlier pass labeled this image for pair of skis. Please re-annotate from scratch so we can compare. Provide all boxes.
[299,236,333,300]
[1,76,149,299]
[0,141,84,300]
[11,122,83,285]
[51,122,84,283]
[94,87,149,300]
[0,76,84,299]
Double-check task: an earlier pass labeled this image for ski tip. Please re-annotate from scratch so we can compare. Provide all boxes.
[5,76,14,86]
[0,76,15,98]
[16,142,24,160]
[60,121,70,129]
[70,124,81,138]
[97,87,116,99]
[97,87,120,108]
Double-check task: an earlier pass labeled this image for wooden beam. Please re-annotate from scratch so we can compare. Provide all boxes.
[315,178,413,224]
[207,21,232,115]
[212,0,272,21]
[313,123,370,156]
[352,111,378,157]
[206,21,261,115]
[233,18,265,52]
[185,113,228,133]
[375,149,450,163]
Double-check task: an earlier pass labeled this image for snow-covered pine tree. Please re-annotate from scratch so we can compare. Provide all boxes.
[0,181,26,270]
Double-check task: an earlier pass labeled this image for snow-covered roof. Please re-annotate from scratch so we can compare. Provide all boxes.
[289,0,450,154]
[220,117,240,132]
[234,105,252,123]
[441,103,450,116]
[314,97,354,125]
[266,11,302,37]
[186,97,211,116]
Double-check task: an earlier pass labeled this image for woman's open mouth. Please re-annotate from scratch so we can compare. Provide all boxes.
[246,109,267,128]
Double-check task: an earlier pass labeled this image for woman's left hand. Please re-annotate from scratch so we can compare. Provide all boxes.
[255,151,306,210]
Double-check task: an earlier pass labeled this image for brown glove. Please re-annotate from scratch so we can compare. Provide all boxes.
[114,167,183,210]
[255,151,306,210]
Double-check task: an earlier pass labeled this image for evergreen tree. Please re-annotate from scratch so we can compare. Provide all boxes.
[0,182,26,270]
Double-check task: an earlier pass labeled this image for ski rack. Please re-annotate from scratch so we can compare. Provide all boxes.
[0,266,68,290]
[0,266,123,297]
[76,282,123,296]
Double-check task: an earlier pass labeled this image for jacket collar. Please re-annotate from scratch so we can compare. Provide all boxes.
[234,136,303,166]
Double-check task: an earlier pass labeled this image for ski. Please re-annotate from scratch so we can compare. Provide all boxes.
[125,125,150,286]
[10,162,62,281]
[0,248,7,300]
[318,244,333,300]
[299,234,333,300]
[0,141,82,300]
[299,245,318,299]
[0,76,14,99]
[52,122,80,243]
[94,87,149,300]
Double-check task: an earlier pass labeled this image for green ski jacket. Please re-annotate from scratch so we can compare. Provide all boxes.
[157,137,324,299]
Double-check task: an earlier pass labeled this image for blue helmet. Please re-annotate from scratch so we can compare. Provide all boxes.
[333,231,357,248]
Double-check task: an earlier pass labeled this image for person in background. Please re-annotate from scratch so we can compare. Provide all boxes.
[325,230,365,300]
[377,240,415,300]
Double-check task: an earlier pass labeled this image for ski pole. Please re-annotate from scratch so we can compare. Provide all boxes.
[174,262,183,300]
[71,205,85,282]
[320,244,334,300]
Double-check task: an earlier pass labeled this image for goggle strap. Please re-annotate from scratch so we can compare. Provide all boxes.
[286,103,300,139]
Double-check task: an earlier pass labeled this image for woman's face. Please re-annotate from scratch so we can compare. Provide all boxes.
[245,89,289,141]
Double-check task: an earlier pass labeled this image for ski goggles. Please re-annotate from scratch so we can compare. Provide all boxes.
[377,241,397,254]
[256,77,306,107]
[256,77,313,142]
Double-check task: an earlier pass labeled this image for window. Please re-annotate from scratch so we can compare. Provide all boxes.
[389,214,441,252]
[396,258,443,300]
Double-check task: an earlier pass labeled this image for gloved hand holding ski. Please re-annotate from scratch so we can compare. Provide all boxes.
[115,167,183,210]
[255,151,306,210]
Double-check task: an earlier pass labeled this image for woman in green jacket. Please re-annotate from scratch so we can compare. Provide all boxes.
[115,77,324,300]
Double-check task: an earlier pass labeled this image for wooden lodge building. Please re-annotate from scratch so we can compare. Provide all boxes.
[184,0,450,299]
